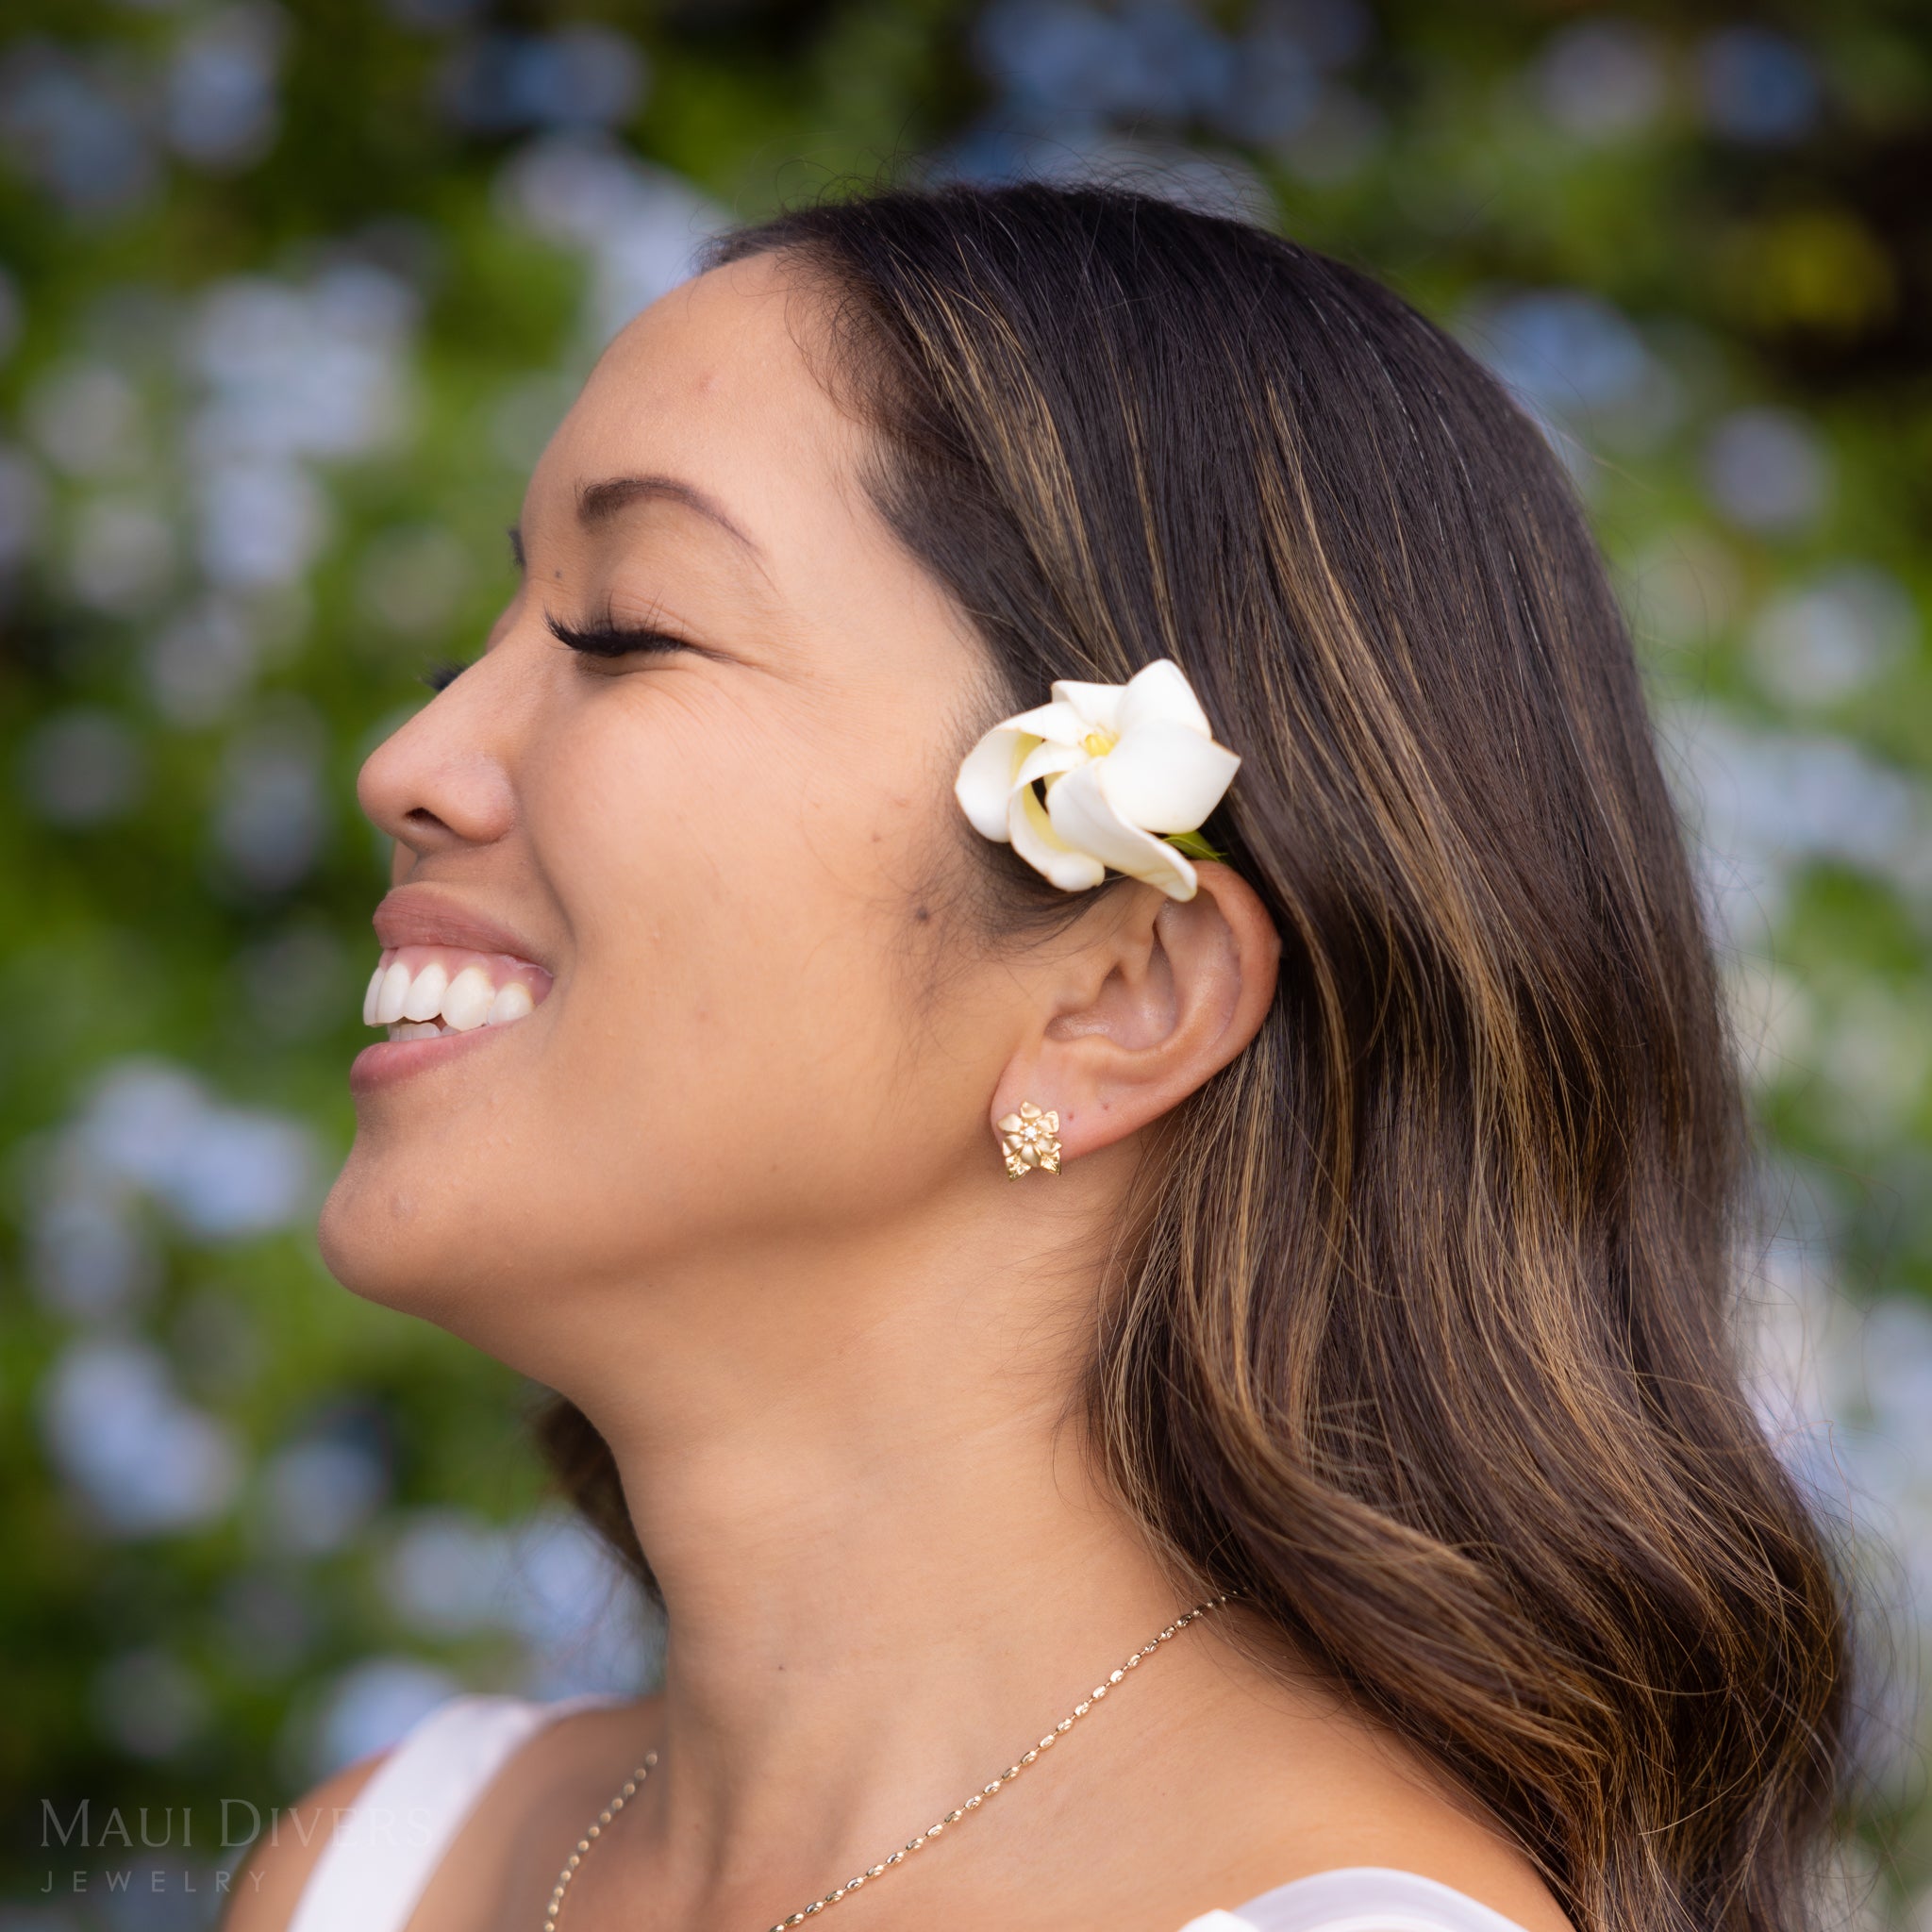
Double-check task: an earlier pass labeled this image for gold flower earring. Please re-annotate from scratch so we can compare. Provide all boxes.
[998,1102,1061,1179]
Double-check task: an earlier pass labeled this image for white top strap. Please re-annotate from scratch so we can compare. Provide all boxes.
[286,1690,626,1932]
[1189,1866,1541,1932]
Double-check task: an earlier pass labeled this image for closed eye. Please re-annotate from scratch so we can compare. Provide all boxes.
[545,608,693,659]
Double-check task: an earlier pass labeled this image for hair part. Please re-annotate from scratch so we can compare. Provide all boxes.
[536,181,1853,1932]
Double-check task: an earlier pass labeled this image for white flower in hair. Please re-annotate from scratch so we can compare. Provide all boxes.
[954,658,1241,902]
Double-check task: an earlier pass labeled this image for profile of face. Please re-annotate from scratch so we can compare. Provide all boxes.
[317,252,1277,1391]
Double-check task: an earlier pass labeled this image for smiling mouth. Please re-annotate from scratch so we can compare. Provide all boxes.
[360,943,554,1041]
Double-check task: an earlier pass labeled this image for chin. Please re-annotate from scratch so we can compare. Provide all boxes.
[315,1152,573,1381]
[317,1151,469,1321]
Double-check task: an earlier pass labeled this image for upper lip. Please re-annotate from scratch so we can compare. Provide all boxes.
[372,886,553,971]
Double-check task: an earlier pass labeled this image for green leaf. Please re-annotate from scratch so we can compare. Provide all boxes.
[1163,828,1229,862]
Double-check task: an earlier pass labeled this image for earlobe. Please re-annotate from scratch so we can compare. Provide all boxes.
[990,861,1280,1173]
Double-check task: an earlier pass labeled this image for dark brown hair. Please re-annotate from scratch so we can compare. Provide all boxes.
[536,182,1852,1932]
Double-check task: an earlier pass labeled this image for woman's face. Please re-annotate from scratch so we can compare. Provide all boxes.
[318,255,1026,1359]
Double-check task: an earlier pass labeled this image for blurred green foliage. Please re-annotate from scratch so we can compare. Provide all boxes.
[2,1,1928,1924]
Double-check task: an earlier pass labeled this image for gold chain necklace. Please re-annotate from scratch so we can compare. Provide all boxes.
[542,1591,1233,1932]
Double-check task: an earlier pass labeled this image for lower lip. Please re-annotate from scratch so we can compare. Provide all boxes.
[349,1021,521,1097]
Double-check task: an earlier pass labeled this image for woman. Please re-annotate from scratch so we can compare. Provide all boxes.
[234,184,1850,1932]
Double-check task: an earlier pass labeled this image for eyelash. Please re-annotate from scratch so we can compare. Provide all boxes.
[418,613,690,692]
[544,608,690,660]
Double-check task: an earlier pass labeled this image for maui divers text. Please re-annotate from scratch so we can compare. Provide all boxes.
[37,1795,435,1894]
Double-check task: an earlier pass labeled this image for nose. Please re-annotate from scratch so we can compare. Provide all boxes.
[357,669,519,870]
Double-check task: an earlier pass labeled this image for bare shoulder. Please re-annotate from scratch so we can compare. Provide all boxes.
[1267,1782,1577,1932]
[1173,1628,1575,1932]
[1198,1739,1574,1932]
[1333,1729,1575,1932]
[221,1750,391,1932]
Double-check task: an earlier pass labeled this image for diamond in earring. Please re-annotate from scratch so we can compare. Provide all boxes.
[997,1102,1061,1179]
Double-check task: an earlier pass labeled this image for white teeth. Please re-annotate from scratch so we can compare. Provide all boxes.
[440,965,494,1032]
[401,962,448,1022]
[486,982,534,1026]
[364,950,545,1035]
[375,959,412,1024]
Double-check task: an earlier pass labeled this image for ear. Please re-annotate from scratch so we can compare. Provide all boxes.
[991,860,1281,1167]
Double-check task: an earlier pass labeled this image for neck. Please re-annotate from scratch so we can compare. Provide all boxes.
[538,1183,1218,1896]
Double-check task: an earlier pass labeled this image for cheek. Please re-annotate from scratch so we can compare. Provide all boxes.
[524,702,952,1255]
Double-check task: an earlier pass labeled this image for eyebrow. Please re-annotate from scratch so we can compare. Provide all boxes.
[579,473,760,551]
[508,474,764,578]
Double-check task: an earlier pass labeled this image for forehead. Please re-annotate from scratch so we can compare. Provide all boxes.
[529,254,861,534]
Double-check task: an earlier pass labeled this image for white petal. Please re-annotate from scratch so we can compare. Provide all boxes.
[1003,699,1090,744]
[1047,680,1124,732]
[955,726,1031,841]
[1097,719,1241,833]
[1117,658,1213,740]
[1009,774,1107,891]
[1015,739,1087,788]
[1044,761,1200,900]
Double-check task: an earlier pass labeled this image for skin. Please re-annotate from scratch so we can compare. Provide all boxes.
[234,255,1572,1932]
